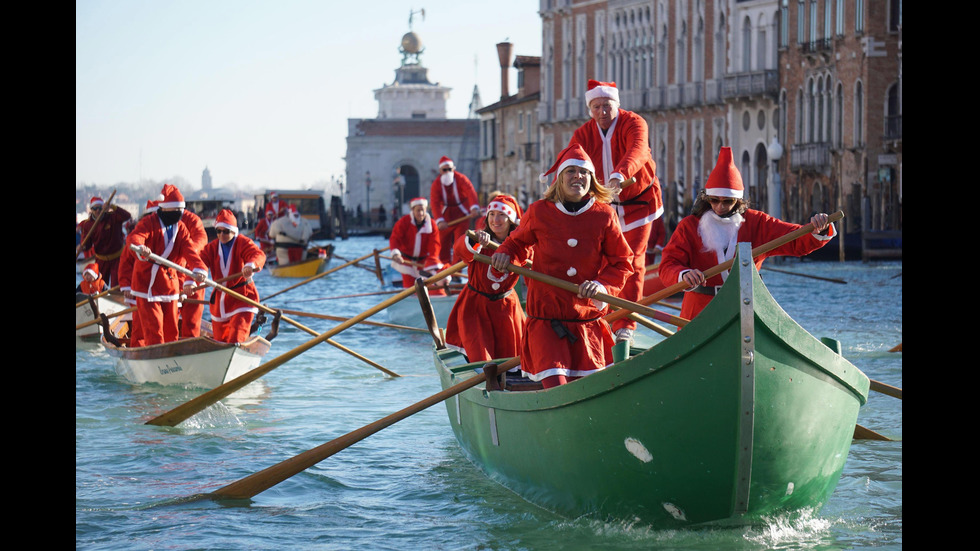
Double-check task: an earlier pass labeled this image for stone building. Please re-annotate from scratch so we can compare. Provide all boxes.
[345,26,481,224]
[476,43,542,211]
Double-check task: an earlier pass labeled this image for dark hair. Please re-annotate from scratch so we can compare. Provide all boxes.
[691,189,750,217]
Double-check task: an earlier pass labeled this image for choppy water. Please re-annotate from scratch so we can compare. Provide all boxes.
[76,235,902,550]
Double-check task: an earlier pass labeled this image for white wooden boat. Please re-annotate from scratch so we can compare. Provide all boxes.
[102,332,272,389]
[76,293,130,344]
[386,292,457,329]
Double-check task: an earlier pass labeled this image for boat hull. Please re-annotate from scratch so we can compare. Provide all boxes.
[433,243,868,526]
[387,293,457,329]
[268,256,327,278]
[104,335,271,388]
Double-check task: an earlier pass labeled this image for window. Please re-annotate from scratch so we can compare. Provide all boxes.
[856,0,864,32]
[836,0,844,35]
[780,0,789,47]
[798,1,805,44]
[854,81,864,146]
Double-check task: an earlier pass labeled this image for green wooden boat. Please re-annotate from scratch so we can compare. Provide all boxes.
[432,243,869,526]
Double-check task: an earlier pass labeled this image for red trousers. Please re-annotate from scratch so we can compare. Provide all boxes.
[135,298,179,346]
[212,313,254,344]
[610,222,653,334]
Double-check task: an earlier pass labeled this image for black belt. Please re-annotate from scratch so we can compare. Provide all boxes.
[466,283,512,301]
[611,183,652,206]
[689,285,720,296]
[528,314,603,344]
[404,254,425,261]
[275,242,306,249]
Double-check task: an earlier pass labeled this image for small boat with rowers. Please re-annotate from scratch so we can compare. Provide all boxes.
[430,243,869,526]
[99,315,280,389]
[267,244,334,278]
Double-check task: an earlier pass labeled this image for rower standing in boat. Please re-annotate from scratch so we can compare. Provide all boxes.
[491,145,634,389]
[197,209,266,343]
[252,208,276,258]
[444,194,527,373]
[128,184,207,346]
[176,192,209,339]
[430,155,481,266]
[658,147,837,322]
[270,204,312,265]
[389,197,447,296]
[117,199,160,345]
[565,80,664,346]
[76,196,133,288]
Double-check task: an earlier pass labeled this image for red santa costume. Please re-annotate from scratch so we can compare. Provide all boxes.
[567,80,664,341]
[429,155,481,265]
[252,210,276,257]
[495,145,634,387]
[659,147,838,321]
[200,210,267,343]
[388,197,445,295]
[77,263,107,295]
[117,199,160,345]
[264,192,284,220]
[128,185,207,347]
[176,197,209,339]
[444,194,526,364]
[77,196,134,288]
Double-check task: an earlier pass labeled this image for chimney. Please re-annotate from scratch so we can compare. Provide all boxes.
[496,42,513,100]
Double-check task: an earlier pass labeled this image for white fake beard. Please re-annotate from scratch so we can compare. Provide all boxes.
[698,210,744,257]
[440,172,454,186]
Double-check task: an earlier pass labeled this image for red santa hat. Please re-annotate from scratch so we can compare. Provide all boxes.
[585,79,620,106]
[539,143,596,185]
[89,197,104,209]
[487,194,522,225]
[409,196,429,209]
[144,199,159,213]
[215,209,239,234]
[83,263,100,280]
[438,156,455,170]
[158,183,186,209]
[704,147,744,199]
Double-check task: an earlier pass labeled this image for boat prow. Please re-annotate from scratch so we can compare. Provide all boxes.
[432,242,869,526]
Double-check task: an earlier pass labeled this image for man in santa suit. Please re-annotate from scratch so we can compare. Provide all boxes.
[176,192,209,338]
[659,147,837,322]
[76,196,134,288]
[270,203,313,264]
[118,199,159,345]
[429,155,481,265]
[389,197,447,296]
[252,208,276,258]
[198,209,266,343]
[566,79,663,345]
[128,184,207,346]
[264,191,284,220]
[491,144,634,389]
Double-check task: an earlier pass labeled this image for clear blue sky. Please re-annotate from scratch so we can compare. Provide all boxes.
[76,0,542,192]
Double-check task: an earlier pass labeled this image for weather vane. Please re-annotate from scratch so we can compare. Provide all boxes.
[408,8,425,31]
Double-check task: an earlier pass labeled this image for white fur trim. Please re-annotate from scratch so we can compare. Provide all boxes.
[586,85,619,106]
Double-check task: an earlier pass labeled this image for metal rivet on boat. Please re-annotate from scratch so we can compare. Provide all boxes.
[744,336,751,343]
[567,238,578,247]
[741,259,750,266]
[567,267,577,277]
[743,298,751,305]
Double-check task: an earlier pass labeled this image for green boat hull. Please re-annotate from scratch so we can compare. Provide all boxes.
[434,243,869,526]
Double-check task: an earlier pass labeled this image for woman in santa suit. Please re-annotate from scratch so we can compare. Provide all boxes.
[491,145,634,389]
[388,197,447,296]
[659,147,836,322]
[199,209,266,343]
[445,194,527,369]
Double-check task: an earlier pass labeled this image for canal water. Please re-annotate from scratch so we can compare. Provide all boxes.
[76,235,902,550]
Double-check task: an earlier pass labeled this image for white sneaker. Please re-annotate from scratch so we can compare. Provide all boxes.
[614,328,634,345]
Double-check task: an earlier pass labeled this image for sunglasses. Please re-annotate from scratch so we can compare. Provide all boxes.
[441,167,453,172]
[215,228,235,235]
[708,197,736,205]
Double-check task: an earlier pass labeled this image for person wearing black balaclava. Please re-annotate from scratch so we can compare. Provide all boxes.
[128,183,207,346]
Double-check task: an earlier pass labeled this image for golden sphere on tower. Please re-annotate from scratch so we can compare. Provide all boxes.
[400,32,422,54]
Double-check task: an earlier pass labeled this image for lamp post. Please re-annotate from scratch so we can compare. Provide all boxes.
[767,137,783,220]
[365,171,372,225]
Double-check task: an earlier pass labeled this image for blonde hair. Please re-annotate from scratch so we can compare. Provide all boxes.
[543,167,614,204]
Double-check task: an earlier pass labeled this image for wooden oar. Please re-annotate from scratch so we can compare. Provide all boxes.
[202,360,506,501]
[331,253,382,275]
[761,265,847,284]
[275,308,426,333]
[870,379,902,400]
[145,261,466,427]
[262,246,391,301]
[604,210,846,324]
[889,343,902,352]
[76,285,123,307]
[76,189,116,260]
[853,424,894,441]
[287,289,404,302]
[133,247,397,377]
[76,306,136,331]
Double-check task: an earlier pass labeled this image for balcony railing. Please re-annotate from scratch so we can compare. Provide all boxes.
[790,142,832,171]
[884,115,902,140]
[722,70,779,100]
